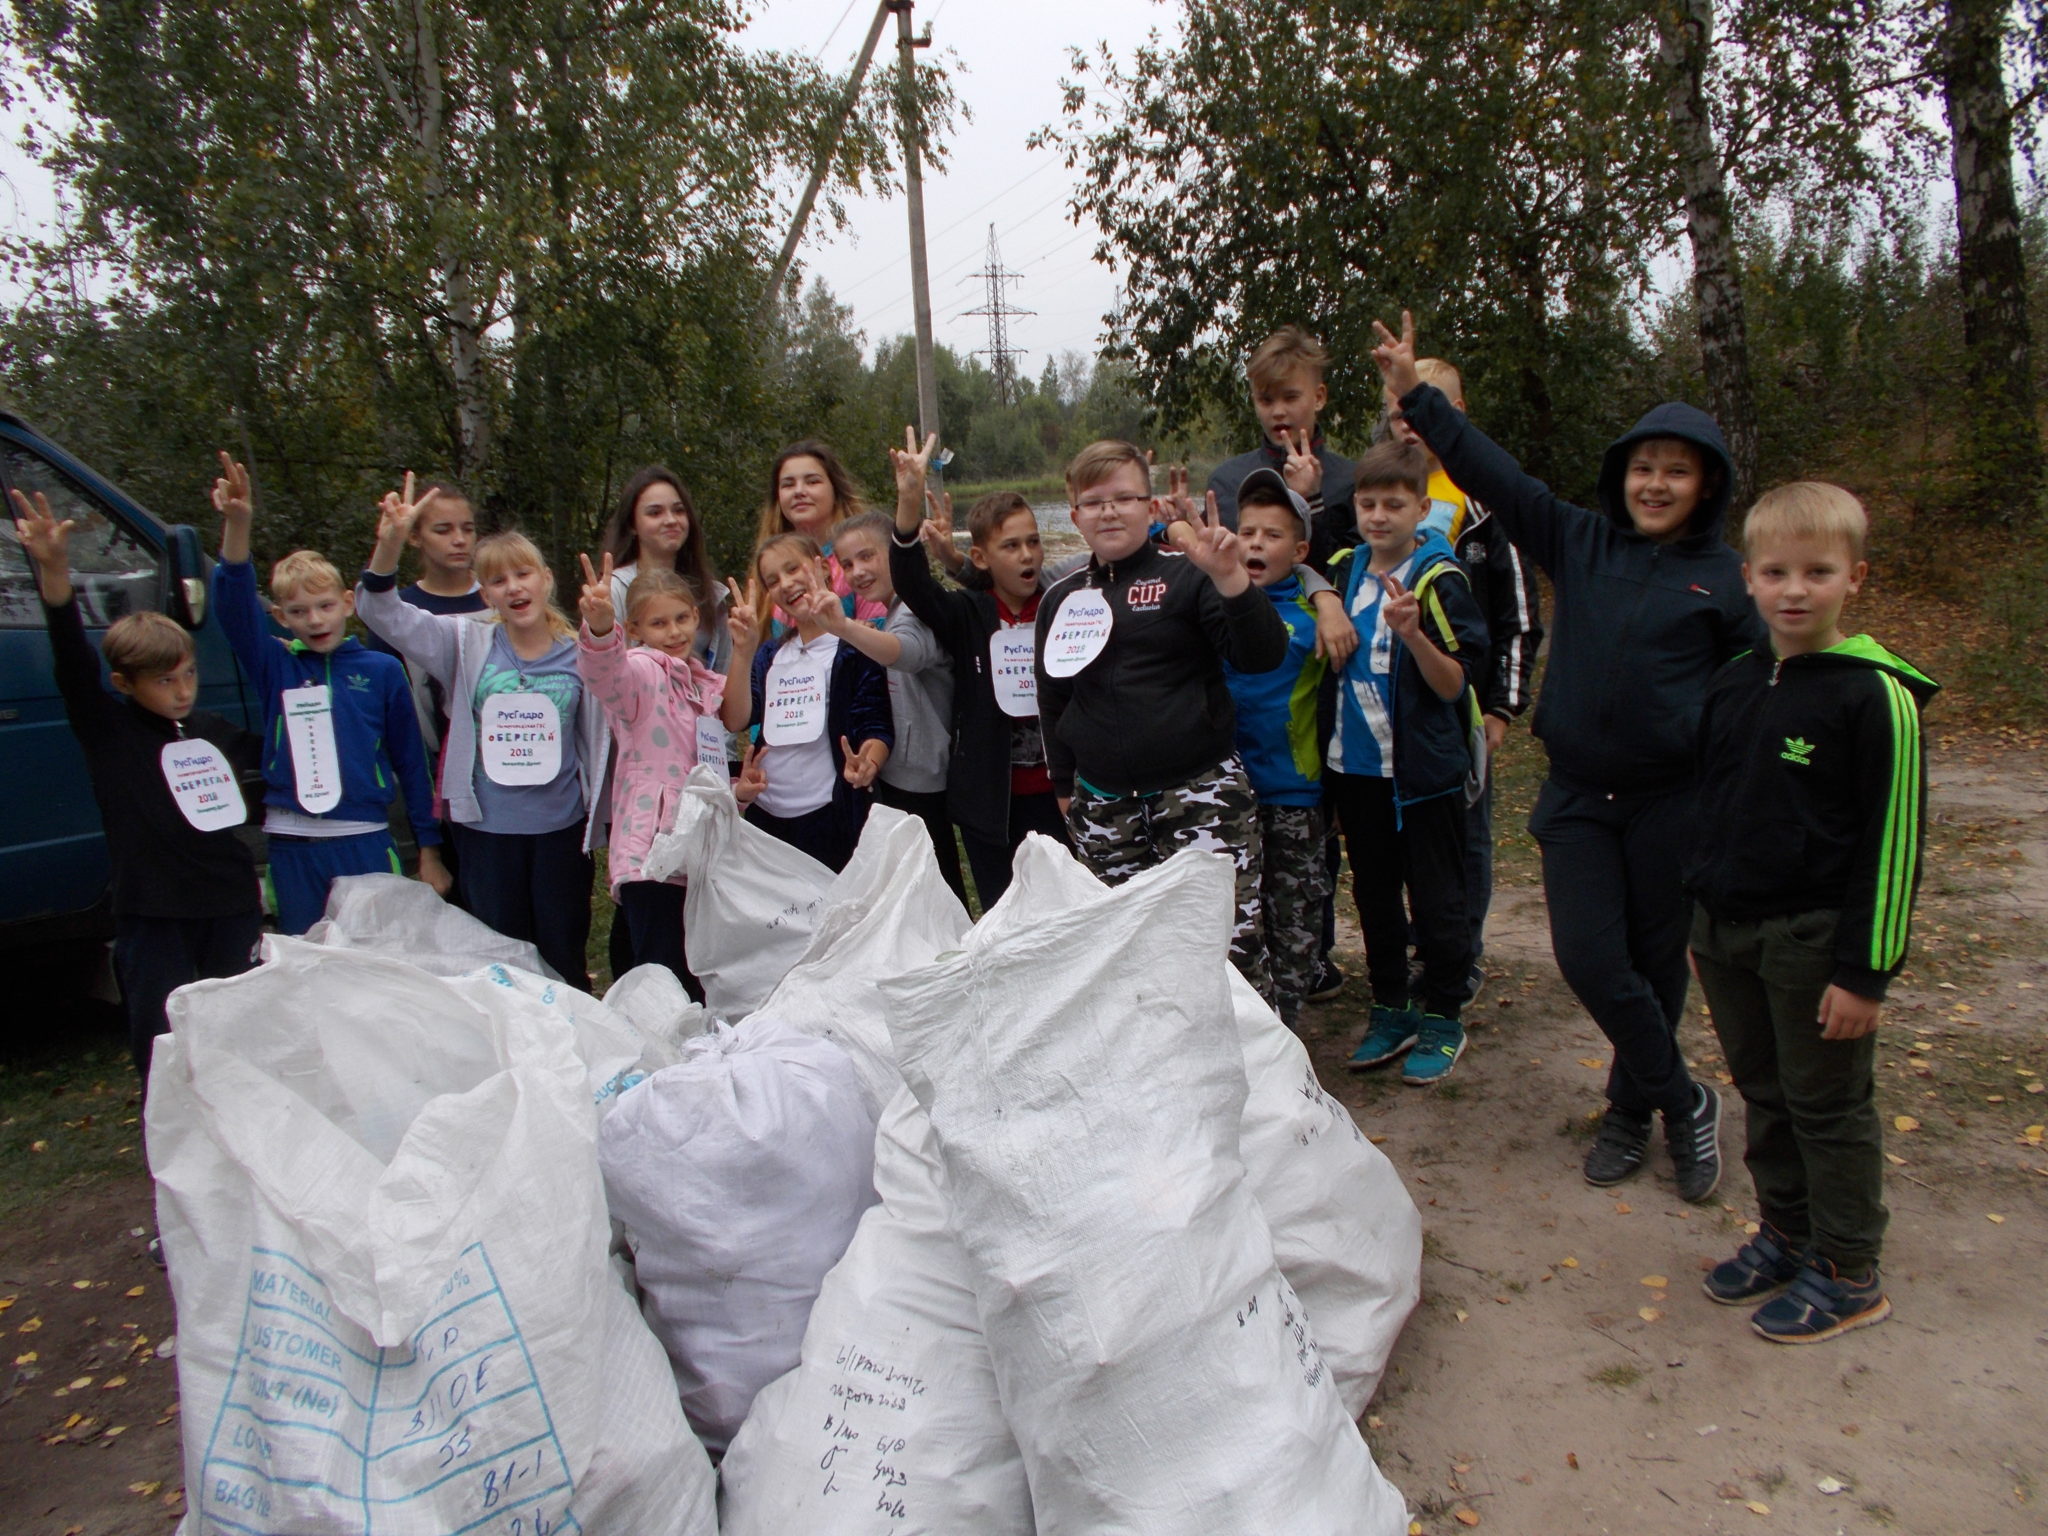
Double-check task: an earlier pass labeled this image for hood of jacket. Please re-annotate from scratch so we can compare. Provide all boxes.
[1596,402,1736,544]
[1794,633,1941,705]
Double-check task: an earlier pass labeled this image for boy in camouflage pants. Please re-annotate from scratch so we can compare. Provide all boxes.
[1221,469,1335,1027]
[1036,441,1290,998]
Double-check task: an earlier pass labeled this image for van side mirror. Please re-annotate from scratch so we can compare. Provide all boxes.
[165,524,209,630]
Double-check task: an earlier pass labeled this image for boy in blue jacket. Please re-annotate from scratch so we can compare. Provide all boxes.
[1375,312,1764,1200]
[1224,468,1333,1028]
[1688,482,1934,1343]
[1330,442,1489,1084]
[210,455,445,932]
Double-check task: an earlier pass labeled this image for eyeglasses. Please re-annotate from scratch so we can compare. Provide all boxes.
[1073,493,1151,514]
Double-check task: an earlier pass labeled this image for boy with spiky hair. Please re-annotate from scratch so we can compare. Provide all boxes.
[1688,482,1935,1344]
[1208,324,1356,563]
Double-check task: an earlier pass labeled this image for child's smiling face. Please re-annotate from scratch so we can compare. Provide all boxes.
[1623,438,1708,542]
[759,544,830,615]
[627,592,700,659]
[833,527,893,607]
[482,560,553,633]
[277,584,356,652]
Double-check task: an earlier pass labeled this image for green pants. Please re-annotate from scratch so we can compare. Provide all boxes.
[1690,906,1889,1271]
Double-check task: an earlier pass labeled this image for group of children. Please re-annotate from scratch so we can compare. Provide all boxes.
[15,309,1930,1347]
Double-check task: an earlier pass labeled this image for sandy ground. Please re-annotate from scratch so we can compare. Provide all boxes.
[2,747,2043,1535]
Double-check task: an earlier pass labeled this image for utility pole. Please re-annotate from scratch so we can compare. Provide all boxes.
[756,1,894,325]
[891,0,941,454]
[965,223,1034,406]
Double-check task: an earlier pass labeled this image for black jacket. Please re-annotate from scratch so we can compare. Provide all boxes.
[1035,541,1288,798]
[44,594,261,919]
[1686,638,1938,999]
[1401,387,1765,793]
[889,531,1041,843]
[1451,503,1542,722]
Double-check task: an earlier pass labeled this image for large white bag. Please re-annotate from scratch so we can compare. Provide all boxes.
[598,1018,880,1453]
[640,766,836,1018]
[308,871,557,978]
[883,851,1409,1536]
[999,835,1422,1412]
[754,807,971,1115]
[718,1088,1032,1536]
[147,937,718,1536]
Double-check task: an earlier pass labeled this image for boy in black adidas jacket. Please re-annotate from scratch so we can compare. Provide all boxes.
[1687,482,1934,1345]
[13,488,262,1100]
[1037,438,1289,996]
[1375,311,1765,1206]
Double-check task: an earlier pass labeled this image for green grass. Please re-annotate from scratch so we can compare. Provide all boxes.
[0,1020,146,1223]
[1588,1363,1644,1390]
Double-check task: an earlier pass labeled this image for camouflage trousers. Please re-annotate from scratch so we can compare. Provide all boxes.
[1067,756,1272,1002]
[1260,802,1331,1028]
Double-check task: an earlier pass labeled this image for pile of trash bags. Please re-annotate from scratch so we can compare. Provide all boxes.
[147,767,1422,1535]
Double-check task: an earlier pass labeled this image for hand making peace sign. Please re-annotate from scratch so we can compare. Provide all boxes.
[577,551,617,635]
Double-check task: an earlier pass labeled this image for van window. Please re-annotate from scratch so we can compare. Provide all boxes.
[2,444,161,629]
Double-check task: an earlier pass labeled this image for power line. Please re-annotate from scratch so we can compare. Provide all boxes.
[962,224,1035,403]
[827,158,1065,302]
[814,0,862,59]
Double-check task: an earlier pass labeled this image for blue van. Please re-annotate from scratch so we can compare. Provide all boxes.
[0,412,254,961]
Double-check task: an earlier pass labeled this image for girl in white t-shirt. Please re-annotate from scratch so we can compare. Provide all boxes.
[721,533,893,872]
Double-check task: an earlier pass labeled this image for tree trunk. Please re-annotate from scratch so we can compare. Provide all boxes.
[1942,0,2043,524]
[1656,0,1758,518]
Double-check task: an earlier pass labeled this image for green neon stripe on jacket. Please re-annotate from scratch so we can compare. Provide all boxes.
[1871,671,1921,971]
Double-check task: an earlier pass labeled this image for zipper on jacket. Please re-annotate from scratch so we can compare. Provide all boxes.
[1770,657,1783,687]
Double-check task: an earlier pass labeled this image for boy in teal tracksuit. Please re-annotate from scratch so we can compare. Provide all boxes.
[1224,469,1331,1028]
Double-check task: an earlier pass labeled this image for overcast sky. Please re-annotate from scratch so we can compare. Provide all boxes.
[0,1,1173,364]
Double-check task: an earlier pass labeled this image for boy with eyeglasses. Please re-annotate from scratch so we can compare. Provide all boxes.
[1035,439,1289,996]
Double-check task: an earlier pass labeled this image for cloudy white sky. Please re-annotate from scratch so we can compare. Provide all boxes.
[0,1,1174,364]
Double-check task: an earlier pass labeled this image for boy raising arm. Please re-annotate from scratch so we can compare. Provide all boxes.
[1687,483,1934,1344]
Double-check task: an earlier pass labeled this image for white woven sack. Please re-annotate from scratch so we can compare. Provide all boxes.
[883,850,1409,1536]
[604,963,714,1049]
[753,807,971,1115]
[719,1087,1031,1536]
[999,835,1422,1412]
[640,765,836,1019]
[146,937,717,1536]
[447,961,688,1117]
[308,871,556,978]
[598,1017,880,1453]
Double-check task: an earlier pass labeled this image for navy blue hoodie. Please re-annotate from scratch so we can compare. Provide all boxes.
[1400,388,1765,793]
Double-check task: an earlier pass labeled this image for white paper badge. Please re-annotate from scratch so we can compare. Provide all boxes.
[990,627,1040,716]
[763,653,828,745]
[480,692,563,785]
[1042,587,1113,678]
[695,716,732,781]
[281,683,342,813]
[160,738,246,832]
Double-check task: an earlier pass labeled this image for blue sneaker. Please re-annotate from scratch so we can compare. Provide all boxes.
[1751,1258,1891,1344]
[1703,1221,1804,1306]
[1401,1014,1467,1085]
[1347,1005,1419,1071]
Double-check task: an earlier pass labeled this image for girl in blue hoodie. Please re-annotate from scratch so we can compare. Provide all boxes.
[1374,312,1765,1203]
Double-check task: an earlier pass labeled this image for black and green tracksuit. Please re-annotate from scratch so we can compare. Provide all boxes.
[1686,636,1937,1270]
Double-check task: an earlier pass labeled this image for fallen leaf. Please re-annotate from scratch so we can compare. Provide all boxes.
[1747,1501,1771,1515]
[1640,1275,1669,1288]
[1409,1524,1424,1536]
[1566,1452,1580,1470]
[1885,1152,1907,1165]
[1986,1213,2006,1224]
[2028,1082,2045,1094]
[17,1317,40,1334]
[1717,1482,1745,1499]
[29,1141,47,1153]
[1842,1424,1861,1436]
[1560,1256,1579,1269]
[102,1424,126,1438]
[67,1377,93,1391]
[1454,1309,1470,1323]
[1368,1414,1386,1429]
[1577,1057,1605,1069]
[1817,1476,1847,1495]
[14,1350,36,1365]
[128,1481,162,1497]
[1638,1306,1663,1322]
[101,1374,128,1389]
[1455,1511,1481,1528]
[123,1286,146,1299]
[0,1299,12,1314]
[1614,1201,1633,1215]
[1893,1115,1920,1132]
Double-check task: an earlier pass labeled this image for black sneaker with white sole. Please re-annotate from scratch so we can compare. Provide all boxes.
[1665,1084,1724,1203]
[1582,1106,1652,1186]
[1306,958,1345,1003]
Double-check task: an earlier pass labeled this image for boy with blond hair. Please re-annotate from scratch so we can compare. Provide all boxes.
[13,488,262,1099]
[1687,483,1934,1343]
[1038,438,1288,995]
[209,455,444,932]
[1209,325,1356,564]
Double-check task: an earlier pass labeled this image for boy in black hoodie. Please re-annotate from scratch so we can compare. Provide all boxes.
[1688,482,1934,1344]
[12,488,262,1099]
[1374,311,1765,1204]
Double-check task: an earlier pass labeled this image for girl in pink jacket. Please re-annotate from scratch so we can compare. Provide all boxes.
[576,557,740,996]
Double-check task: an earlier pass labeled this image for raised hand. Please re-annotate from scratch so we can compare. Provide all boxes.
[724,577,761,653]
[733,740,769,805]
[1163,463,1198,527]
[10,487,76,604]
[840,733,881,790]
[1380,570,1422,641]
[1370,309,1422,399]
[211,451,254,525]
[1281,429,1323,500]
[1167,490,1250,596]
[375,470,441,553]
[577,551,617,635]
[891,425,940,505]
